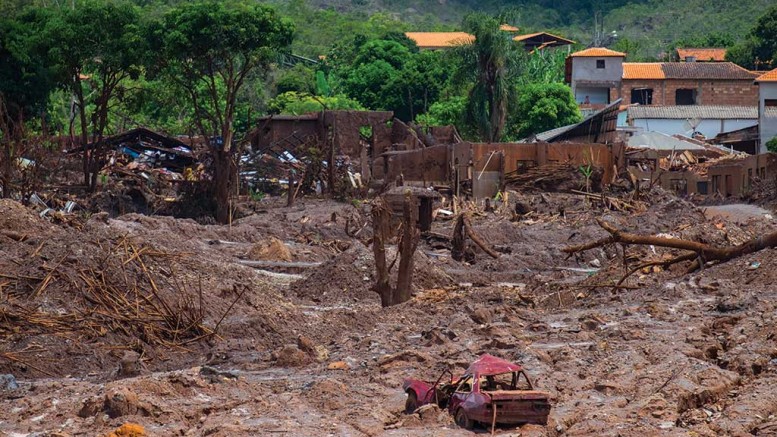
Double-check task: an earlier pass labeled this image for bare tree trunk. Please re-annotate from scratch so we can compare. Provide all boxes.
[452,213,466,261]
[74,78,90,188]
[395,193,419,304]
[372,199,392,307]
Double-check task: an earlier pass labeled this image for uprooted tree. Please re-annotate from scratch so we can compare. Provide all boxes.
[564,218,777,287]
[372,194,420,307]
[147,2,294,223]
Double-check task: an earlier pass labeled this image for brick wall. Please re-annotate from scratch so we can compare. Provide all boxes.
[617,79,758,106]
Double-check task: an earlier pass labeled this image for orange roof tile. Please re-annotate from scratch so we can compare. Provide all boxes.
[623,63,665,79]
[499,24,519,32]
[570,47,626,57]
[623,62,757,80]
[676,48,727,62]
[404,32,474,49]
[756,68,777,82]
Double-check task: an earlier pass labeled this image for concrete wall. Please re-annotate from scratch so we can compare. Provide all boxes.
[571,57,623,83]
[630,118,757,139]
[571,57,623,104]
[618,79,759,106]
[759,82,777,153]
[575,86,610,104]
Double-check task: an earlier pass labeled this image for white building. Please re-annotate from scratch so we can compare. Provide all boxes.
[756,69,777,152]
[627,106,758,139]
[567,47,625,105]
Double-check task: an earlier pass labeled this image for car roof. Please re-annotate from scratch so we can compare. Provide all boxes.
[465,354,522,376]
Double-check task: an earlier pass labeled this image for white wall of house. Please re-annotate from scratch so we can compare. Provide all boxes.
[630,118,757,139]
[571,57,623,83]
[759,82,777,152]
[571,56,623,104]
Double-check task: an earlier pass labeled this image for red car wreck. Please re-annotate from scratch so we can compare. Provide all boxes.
[402,354,551,430]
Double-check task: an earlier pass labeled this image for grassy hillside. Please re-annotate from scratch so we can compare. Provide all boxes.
[286,0,772,59]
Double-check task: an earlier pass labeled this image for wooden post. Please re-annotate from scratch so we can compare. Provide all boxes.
[394,192,419,305]
[372,200,392,307]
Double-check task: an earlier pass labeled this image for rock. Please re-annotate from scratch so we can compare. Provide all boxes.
[327,361,349,370]
[77,397,102,418]
[297,335,317,355]
[118,351,141,378]
[246,237,292,262]
[104,388,149,418]
[0,374,18,390]
[274,345,310,367]
[199,366,239,383]
[470,308,492,324]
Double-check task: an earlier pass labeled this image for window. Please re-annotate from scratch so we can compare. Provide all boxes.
[455,375,473,393]
[669,178,687,195]
[631,88,653,105]
[596,59,605,69]
[685,56,697,63]
[516,160,537,171]
[696,181,708,195]
[765,99,777,107]
[675,89,697,105]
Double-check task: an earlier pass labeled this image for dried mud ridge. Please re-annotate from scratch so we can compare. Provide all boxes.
[2,192,777,436]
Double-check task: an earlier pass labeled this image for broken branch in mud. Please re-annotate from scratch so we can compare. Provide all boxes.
[564,218,777,287]
[452,213,500,260]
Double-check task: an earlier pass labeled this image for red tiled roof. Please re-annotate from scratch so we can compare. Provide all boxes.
[623,62,758,80]
[676,48,727,62]
[623,63,665,79]
[756,68,777,82]
[570,47,626,57]
[404,32,474,49]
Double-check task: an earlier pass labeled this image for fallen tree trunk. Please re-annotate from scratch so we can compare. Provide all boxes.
[563,218,777,286]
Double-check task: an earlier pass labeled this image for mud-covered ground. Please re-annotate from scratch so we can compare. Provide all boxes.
[2,191,777,436]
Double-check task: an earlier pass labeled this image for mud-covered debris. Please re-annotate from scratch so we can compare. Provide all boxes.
[273,344,310,367]
[0,374,18,391]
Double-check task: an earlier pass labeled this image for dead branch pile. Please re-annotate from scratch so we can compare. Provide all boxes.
[504,162,602,192]
[0,236,212,357]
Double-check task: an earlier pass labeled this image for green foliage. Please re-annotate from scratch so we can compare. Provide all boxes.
[415,97,467,127]
[453,13,526,142]
[276,64,316,94]
[509,83,581,140]
[267,91,364,115]
[147,1,294,143]
[727,5,777,69]
[766,137,777,153]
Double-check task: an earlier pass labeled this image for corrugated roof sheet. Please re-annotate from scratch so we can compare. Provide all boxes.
[756,68,777,82]
[404,32,474,48]
[628,131,706,150]
[628,105,758,120]
[676,48,727,61]
[623,62,758,80]
[570,47,626,57]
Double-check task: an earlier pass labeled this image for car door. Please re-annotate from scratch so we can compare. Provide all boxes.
[447,374,474,413]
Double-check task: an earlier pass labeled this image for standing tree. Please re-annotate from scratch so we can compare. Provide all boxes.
[148,1,293,223]
[726,5,777,70]
[510,83,582,139]
[44,0,144,190]
[0,11,54,197]
[452,14,525,143]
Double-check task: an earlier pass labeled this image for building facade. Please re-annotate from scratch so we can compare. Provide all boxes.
[756,69,777,152]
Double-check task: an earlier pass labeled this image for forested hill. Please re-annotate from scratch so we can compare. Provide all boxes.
[286,0,774,59]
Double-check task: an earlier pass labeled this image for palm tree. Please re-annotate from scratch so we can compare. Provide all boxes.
[451,14,525,143]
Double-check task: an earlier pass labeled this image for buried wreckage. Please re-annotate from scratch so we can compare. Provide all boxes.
[403,354,551,430]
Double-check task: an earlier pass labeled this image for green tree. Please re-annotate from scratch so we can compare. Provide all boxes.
[148,1,293,223]
[44,0,145,189]
[510,83,581,139]
[275,63,316,95]
[0,11,55,196]
[726,5,777,70]
[452,13,526,142]
[267,91,364,115]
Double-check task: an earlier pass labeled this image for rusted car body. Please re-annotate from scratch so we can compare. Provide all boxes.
[402,354,551,429]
